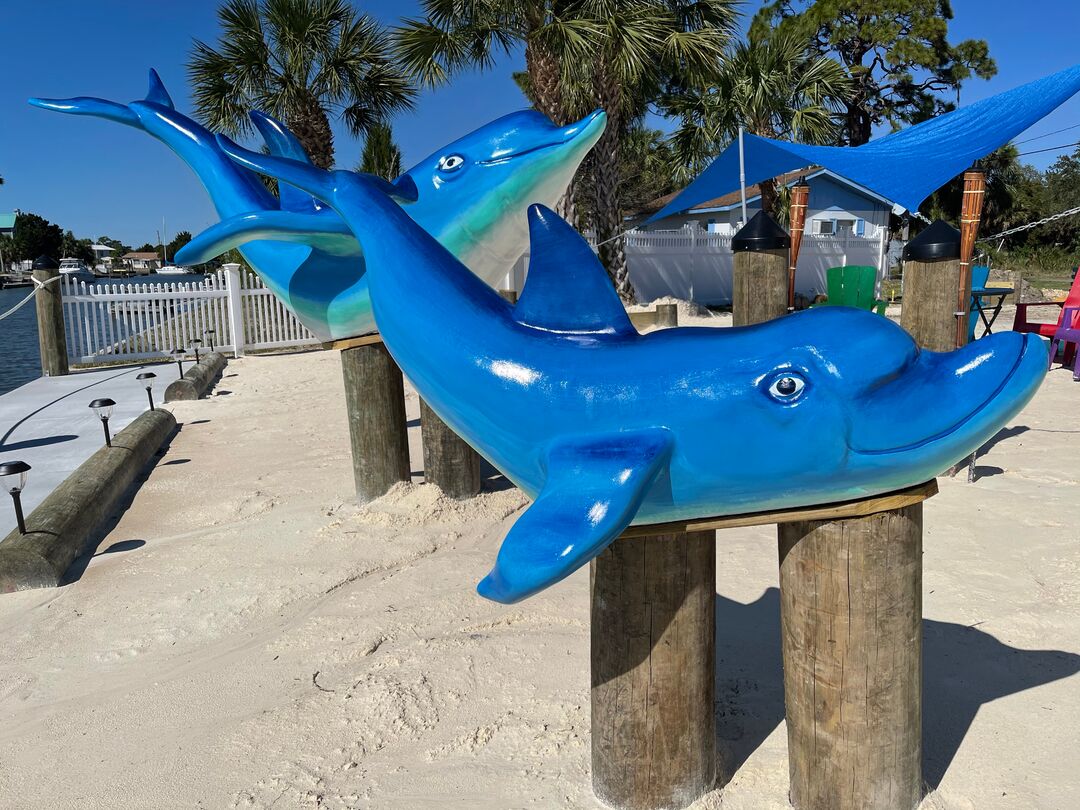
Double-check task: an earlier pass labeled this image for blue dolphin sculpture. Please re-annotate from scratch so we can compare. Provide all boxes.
[215,137,1048,604]
[29,71,605,341]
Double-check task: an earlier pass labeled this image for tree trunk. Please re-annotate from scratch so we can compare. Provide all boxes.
[593,72,635,304]
[287,97,335,169]
[759,177,779,217]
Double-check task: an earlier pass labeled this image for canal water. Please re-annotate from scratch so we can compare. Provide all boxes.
[0,274,206,397]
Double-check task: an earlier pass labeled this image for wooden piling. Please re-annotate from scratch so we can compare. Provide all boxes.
[732,212,790,327]
[420,399,480,499]
[339,339,410,502]
[591,530,716,810]
[777,504,924,810]
[899,220,964,352]
[655,302,679,329]
[32,256,68,377]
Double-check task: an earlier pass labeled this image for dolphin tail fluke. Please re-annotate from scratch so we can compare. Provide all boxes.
[28,95,141,128]
[476,428,673,604]
[249,110,323,214]
[146,69,175,109]
[216,134,419,204]
[174,211,359,265]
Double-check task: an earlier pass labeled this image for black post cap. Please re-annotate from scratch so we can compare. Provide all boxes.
[32,255,59,270]
[732,211,791,252]
[903,219,961,261]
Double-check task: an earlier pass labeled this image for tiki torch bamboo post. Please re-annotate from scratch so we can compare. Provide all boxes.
[787,179,810,312]
[956,168,986,349]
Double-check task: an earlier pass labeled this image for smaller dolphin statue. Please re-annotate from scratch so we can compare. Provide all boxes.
[29,71,604,341]
[212,137,1048,604]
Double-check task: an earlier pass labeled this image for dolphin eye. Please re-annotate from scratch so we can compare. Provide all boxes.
[766,373,807,403]
[438,154,465,172]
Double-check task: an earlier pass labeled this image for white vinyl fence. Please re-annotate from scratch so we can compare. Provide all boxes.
[505,228,889,305]
[61,264,319,366]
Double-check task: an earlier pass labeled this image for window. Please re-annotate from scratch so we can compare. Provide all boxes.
[816,220,835,235]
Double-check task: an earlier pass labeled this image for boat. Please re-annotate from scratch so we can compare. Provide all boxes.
[157,265,194,275]
[58,258,96,284]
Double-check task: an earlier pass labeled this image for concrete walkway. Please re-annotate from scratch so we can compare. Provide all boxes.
[0,364,178,536]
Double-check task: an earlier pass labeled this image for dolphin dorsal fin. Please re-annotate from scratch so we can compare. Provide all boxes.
[146,69,174,109]
[248,110,323,214]
[513,205,636,336]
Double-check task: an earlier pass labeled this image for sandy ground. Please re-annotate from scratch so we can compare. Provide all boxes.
[0,327,1078,809]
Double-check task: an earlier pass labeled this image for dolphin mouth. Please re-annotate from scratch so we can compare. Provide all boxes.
[477,110,606,165]
[850,331,1045,456]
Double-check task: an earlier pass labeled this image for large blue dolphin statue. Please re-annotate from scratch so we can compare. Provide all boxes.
[215,137,1048,604]
[29,71,605,341]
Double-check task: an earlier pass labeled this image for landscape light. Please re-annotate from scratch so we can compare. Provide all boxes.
[172,347,187,378]
[137,371,157,411]
[204,329,215,352]
[89,397,116,447]
[0,460,31,535]
[190,338,202,363]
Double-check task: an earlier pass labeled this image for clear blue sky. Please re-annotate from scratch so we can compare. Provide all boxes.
[1,0,1078,247]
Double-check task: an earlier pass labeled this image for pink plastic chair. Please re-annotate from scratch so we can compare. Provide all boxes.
[1049,306,1080,381]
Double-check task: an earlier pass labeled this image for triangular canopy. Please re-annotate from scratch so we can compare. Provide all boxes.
[647,63,1080,224]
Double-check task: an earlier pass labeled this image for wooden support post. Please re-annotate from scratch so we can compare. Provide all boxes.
[419,399,480,499]
[777,504,924,810]
[655,302,678,329]
[731,212,791,327]
[591,530,716,810]
[32,255,68,377]
[899,220,964,352]
[339,341,410,502]
[787,180,810,312]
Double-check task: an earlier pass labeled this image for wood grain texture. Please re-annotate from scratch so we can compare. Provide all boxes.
[619,480,936,538]
[419,398,480,499]
[33,267,69,376]
[591,530,716,810]
[339,342,410,502]
[732,248,789,327]
[778,504,923,810]
[899,257,968,352]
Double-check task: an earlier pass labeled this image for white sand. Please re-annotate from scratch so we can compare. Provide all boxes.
[0,342,1078,809]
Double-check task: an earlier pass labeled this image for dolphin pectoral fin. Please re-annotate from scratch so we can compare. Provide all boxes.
[145,69,175,109]
[174,211,360,265]
[477,428,673,604]
[514,205,636,336]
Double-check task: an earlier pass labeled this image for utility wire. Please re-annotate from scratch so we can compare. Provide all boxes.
[1013,122,1080,146]
[1015,140,1080,158]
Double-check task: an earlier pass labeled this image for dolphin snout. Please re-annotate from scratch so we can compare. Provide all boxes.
[850,331,1045,461]
[558,109,607,143]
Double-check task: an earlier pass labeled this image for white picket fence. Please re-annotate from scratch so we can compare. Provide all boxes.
[505,228,889,305]
[61,264,319,365]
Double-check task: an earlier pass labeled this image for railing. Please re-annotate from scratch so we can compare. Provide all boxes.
[61,265,319,366]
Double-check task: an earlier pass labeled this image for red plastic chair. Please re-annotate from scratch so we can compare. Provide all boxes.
[1013,267,1080,367]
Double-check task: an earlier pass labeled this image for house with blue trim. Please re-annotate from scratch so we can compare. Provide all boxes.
[632,167,902,238]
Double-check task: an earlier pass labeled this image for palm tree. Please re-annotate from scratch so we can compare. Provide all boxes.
[398,0,739,303]
[666,28,852,216]
[188,0,416,169]
[358,121,403,180]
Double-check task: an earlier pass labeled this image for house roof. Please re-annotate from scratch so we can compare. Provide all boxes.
[633,166,901,219]
[0,212,16,231]
[122,252,161,260]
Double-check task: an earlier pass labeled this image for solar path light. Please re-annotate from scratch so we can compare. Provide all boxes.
[0,460,31,535]
[89,398,116,447]
[137,371,157,411]
[172,348,186,378]
[190,338,202,363]
[204,329,215,352]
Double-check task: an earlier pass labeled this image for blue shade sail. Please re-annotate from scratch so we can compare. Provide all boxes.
[648,63,1080,223]
[213,139,1048,604]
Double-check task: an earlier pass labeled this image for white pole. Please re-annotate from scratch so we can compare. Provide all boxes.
[738,126,748,226]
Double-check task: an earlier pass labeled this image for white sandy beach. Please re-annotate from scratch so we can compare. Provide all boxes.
[0,329,1078,809]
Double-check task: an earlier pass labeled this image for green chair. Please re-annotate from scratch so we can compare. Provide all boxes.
[816,265,887,315]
